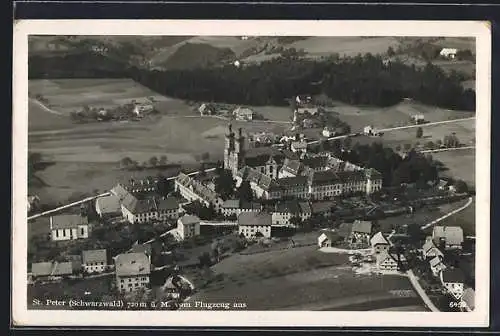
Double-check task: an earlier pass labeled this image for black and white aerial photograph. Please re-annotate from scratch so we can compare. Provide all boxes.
[17,22,487,324]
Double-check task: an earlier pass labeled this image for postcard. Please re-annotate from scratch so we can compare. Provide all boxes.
[12,20,490,327]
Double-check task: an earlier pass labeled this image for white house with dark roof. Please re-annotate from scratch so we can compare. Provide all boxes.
[439,48,458,59]
[370,232,391,255]
[31,261,74,281]
[440,268,465,300]
[375,252,399,271]
[177,215,201,240]
[432,226,464,250]
[238,212,272,239]
[49,214,89,241]
[233,107,254,121]
[115,252,151,293]
[95,194,121,218]
[318,230,340,248]
[82,249,108,273]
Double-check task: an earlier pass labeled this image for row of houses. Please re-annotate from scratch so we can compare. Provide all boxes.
[235,165,382,201]
[199,103,254,121]
[420,231,474,311]
[103,183,181,224]
[30,248,109,282]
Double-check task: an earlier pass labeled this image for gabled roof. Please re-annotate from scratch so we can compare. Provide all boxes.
[298,201,312,214]
[96,194,121,214]
[130,243,152,256]
[31,261,73,277]
[311,170,341,186]
[274,200,301,214]
[178,215,200,226]
[337,170,367,183]
[82,249,107,264]
[429,256,445,268]
[111,183,131,201]
[280,158,302,175]
[311,200,335,214]
[222,199,240,209]
[422,238,437,253]
[352,220,372,235]
[376,252,398,264]
[432,226,464,246]
[115,252,150,277]
[370,232,390,247]
[238,211,272,226]
[50,214,88,230]
[442,268,465,283]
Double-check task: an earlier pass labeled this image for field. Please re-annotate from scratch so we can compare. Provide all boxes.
[431,148,476,186]
[182,245,424,310]
[29,79,173,115]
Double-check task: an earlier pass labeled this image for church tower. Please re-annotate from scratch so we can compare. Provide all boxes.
[223,124,235,171]
[230,127,246,176]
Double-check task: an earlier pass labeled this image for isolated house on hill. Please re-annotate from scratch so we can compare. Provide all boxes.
[439,48,458,59]
[233,107,254,121]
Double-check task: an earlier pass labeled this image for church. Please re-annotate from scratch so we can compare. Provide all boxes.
[223,124,295,179]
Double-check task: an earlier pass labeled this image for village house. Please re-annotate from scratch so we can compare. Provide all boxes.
[375,252,399,271]
[174,172,224,212]
[440,268,465,300]
[133,102,154,116]
[322,127,336,138]
[439,48,458,59]
[278,158,304,178]
[82,249,108,274]
[156,197,180,221]
[198,103,215,116]
[411,114,425,124]
[120,193,179,224]
[370,231,391,255]
[233,107,254,121]
[177,215,201,240]
[115,252,151,293]
[429,255,447,277]
[271,200,302,227]
[49,214,89,241]
[432,226,464,250]
[347,220,373,248]
[130,243,153,263]
[238,212,272,239]
[298,201,312,221]
[317,230,340,248]
[422,237,445,260]
[310,200,336,218]
[290,139,308,154]
[221,199,240,217]
[31,261,74,282]
[95,194,122,218]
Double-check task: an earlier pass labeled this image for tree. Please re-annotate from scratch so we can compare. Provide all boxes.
[416,127,423,138]
[444,133,460,148]
[159,155,168,166]
[436,139,443,147]
[236,180,253,202]
[387,46,395,57]
[289,216,302,229]
[214,169,236,200]
[149,156,158,167]
[425,141,435,150]
[404,143,412,151]
[454,179,468,193]
[343,137,352,150]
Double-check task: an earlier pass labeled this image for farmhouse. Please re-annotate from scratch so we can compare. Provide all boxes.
[95,194,121,218]
[432,226,464,250]
[347,220,373,248]
[115,252,151,293]
[429,256,447,277]
[375,252,399,271]
[291,140,308,154]
[440,268,465,300]
[121,194,179,224]
[322,127,335,138]
[233,107,254,121]
[49,214,89,241]
[318,231,340,248]
[439,48,458,59]
[411,114,425,124]
[31,261,74,281]
[177,215,201,240]
[82,249,108,274]
[370,231,391,255]
[175,172,224,211]
[238,212,272,239]
[422,237,444,260]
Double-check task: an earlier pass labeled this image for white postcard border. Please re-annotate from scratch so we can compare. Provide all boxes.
[12,20,491,327]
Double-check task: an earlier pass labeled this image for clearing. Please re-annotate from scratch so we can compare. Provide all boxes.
[431,148,476,187]
[182,244,424,311]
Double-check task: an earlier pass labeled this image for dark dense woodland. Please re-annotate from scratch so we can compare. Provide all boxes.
[29,51,475,111]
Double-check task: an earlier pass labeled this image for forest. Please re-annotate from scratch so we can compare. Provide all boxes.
[29,51,475,111]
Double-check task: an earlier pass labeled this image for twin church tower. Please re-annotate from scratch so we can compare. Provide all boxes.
[223,124,246,177]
